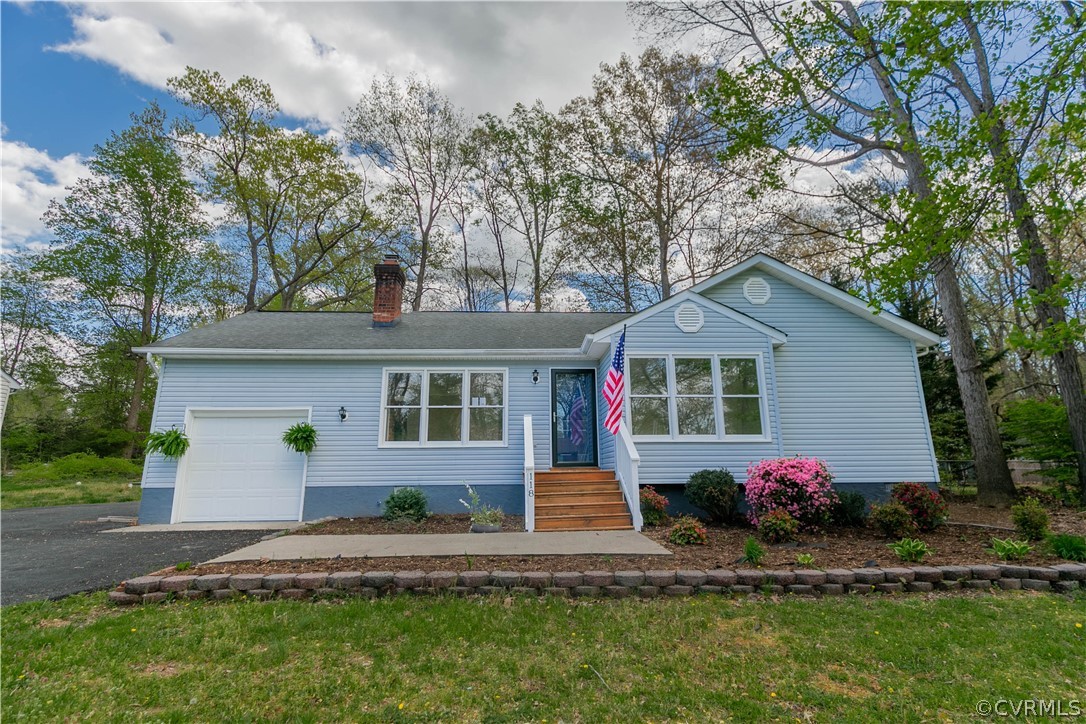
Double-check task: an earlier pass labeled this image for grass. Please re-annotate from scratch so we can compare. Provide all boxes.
[3,592,1082,721]
[1,453,143,509]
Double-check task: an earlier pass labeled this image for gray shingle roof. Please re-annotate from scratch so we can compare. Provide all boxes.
[145,311,632,351]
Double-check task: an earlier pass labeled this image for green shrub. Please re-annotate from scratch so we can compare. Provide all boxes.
[685,468,739,524]
[988,538,1032,561]
[145,429,190,460]
[667,516,708,546]
[888,538,930,563]
[758,509,799,544]
[639,486,669,526]
[741,536,765,566]
[382,488,429,522]
[1010,498,1049,541]
[890,483,948,532]
[1047,534,1086,562]
[282,422,319,454]
[6,453,142,485]
[831,490,868,527]
[870,502,918,538]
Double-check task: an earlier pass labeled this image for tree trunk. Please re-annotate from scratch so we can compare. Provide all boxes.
[412,232,429,312]
[931,253,1017,506]
[122,354,148,459]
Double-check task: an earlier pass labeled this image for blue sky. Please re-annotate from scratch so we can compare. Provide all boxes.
[1,1,639,250]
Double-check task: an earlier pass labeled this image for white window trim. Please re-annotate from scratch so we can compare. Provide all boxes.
[625,352,771,443]
[378,367,509,448]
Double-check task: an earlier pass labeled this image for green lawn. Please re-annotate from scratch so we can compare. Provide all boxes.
[3,592,1082,721]
[1,454,142,509]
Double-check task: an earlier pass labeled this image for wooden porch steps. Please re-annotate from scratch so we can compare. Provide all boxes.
[533,468,633,531]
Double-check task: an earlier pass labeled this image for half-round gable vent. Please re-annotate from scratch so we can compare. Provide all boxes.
[743,276,772,305]
[674,302,705,333]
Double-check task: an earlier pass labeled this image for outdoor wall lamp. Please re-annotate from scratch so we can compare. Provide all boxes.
[531,370,540,385]
[338,406,348,422]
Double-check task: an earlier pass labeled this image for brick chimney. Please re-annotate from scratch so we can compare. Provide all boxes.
[372,254,406,327]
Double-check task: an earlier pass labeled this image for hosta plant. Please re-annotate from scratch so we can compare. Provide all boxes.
[795,552,815,567]
[282,422,319,454]
[745,457,837,529]
[888,537,930,563]
[145,429,190,460]
[988,538,1032,561]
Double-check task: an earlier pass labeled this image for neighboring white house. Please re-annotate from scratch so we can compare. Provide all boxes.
[0,370,21,429]
[134,254,944,529]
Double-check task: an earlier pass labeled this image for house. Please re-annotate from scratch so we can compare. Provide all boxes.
[133,254,943,530]
[1,370,21,428]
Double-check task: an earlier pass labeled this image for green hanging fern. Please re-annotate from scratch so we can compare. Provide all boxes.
[282,422,318,454]
[145,429,190,460]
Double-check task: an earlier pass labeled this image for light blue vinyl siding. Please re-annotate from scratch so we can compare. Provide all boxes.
[620,300,783,485]
[141,359,563,497]
[701,270,939,485]
[597,352,616,470]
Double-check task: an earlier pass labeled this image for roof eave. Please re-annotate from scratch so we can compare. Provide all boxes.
[132,346,596,361]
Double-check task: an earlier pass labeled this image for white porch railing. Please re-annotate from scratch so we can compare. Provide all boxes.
[615,419,643,531]
[523,414,535,532]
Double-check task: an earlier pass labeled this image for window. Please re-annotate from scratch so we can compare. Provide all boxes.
[381,369,506,446]
[627,354,767,440]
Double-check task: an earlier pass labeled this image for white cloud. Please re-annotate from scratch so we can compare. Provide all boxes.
[51,2,642,127]
[0,138,86,251]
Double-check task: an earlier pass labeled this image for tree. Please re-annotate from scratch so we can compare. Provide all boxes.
[39,105,210,457]
[345,75,470,311]
[893,2,1086,502]
[638,1,1018,504]
[168,67,380,312]
[473,102,573,311]
[562,47,741,298]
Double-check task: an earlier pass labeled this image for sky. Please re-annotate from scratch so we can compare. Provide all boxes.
[1,1,644,251]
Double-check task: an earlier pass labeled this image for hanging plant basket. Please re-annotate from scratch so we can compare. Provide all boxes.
[145,428,190,460]
[282,422,318,454]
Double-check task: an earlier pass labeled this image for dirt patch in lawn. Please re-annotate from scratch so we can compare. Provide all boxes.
[186,501,1084,576]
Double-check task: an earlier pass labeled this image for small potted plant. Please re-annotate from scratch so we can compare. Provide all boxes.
[460,483,504,533]
[282,422,318,454]
[145,428,190,460]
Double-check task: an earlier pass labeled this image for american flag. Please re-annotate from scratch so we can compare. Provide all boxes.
[569,386,585,446]
[602,328,626,435]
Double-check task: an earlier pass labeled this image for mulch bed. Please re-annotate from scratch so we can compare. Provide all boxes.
[180,501,1086,577]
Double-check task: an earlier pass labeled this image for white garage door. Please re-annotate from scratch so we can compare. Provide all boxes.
[175,411,308,522]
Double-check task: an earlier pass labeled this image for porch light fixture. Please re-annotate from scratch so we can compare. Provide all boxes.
[338,406,348,421]
[531,370,540,385]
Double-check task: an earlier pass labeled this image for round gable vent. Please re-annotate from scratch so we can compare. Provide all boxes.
[743,276,772,305]
[674,302,705,333]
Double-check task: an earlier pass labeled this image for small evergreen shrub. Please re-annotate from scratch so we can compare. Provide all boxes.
[988,538,1032,561]
[685,468,739,523]
[1047,534,1086,562]
[145,429,190,460]
[831,490,868,527]
[382,487,428,522]
[1010,497,1049,541]
[282,422,319,454]
[639,485,669,526]
[870,502,918,538]
[758,509,799,544]
[741,536,766,566]
[888,538,930,563]
[667,516,708,546]
[890,483,948,532]
[745,457,837,530]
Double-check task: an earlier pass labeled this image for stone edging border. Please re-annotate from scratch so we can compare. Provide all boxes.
[111,563,1086,605]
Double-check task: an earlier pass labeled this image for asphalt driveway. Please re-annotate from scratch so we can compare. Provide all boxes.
[1,502,271,606]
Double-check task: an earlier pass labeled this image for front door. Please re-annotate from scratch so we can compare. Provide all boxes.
[551,369,598,467]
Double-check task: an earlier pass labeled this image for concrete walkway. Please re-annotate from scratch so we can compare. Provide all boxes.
[205,530,672,563]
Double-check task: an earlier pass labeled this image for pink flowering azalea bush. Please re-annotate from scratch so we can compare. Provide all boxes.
[745,457,838,530]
